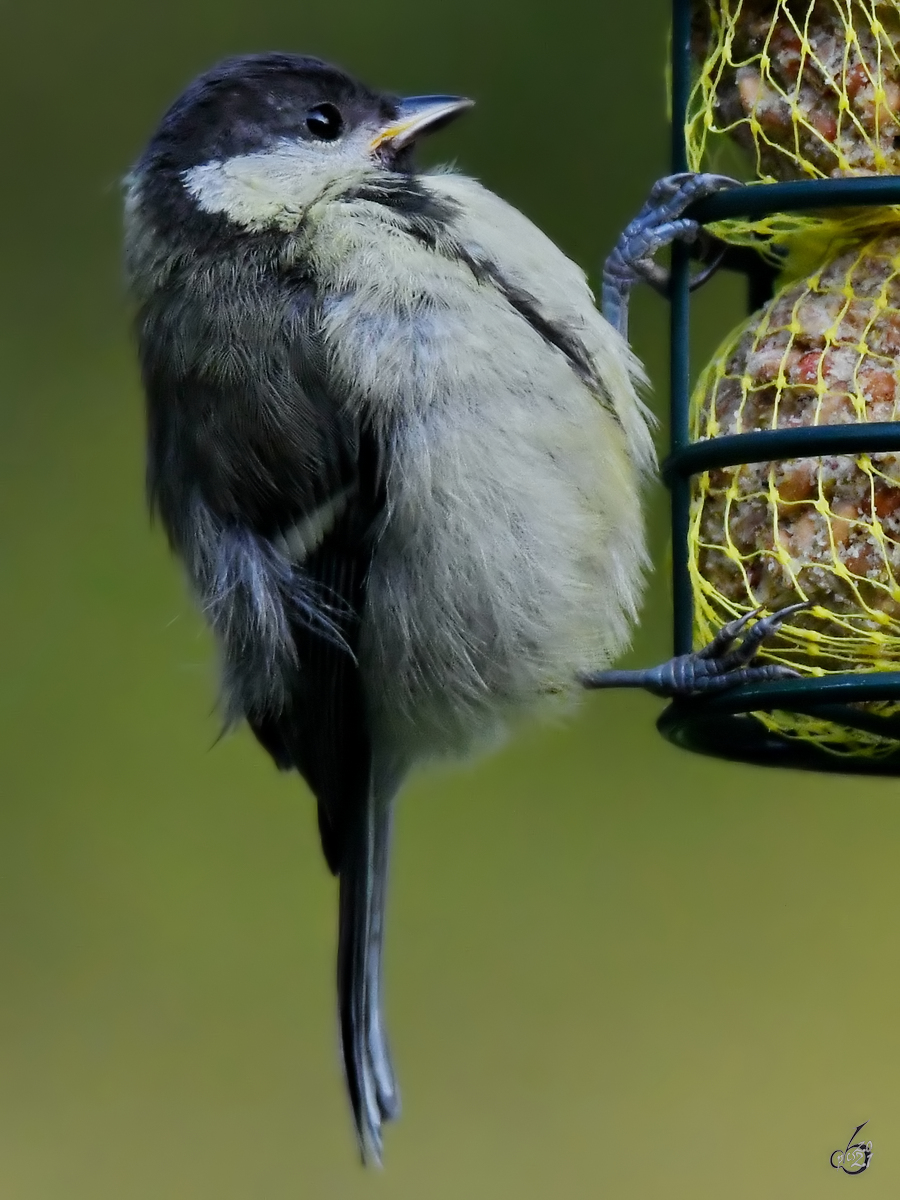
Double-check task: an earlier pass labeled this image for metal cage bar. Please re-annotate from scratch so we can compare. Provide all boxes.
[659,0,900,773]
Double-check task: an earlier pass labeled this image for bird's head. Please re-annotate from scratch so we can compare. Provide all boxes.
[127,53,472,236]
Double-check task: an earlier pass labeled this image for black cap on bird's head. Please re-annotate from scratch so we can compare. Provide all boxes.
[131,53,472,234]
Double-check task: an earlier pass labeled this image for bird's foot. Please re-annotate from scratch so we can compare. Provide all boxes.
[602,171,737,337]
[580,604,809,699]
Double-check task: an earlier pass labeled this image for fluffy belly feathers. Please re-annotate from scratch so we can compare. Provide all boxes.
[312,196,649,760]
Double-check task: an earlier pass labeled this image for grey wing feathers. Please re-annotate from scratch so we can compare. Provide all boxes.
[137,271,399,1162]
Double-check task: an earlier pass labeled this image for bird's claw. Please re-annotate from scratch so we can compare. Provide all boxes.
[602,171,737,337]
[581,602,810,699]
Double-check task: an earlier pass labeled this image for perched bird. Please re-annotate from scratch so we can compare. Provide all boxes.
[124,53,788,1163]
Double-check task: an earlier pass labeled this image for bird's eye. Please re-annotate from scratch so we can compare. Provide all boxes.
[305,103,344,140]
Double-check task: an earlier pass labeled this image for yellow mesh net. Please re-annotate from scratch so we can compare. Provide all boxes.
[688,0,900,261]
[687,1,900,754]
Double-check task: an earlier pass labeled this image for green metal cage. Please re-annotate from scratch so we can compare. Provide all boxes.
[658,0,900,773]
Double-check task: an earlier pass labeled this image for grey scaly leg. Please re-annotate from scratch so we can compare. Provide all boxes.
[602,172,737,338]
[596,172,800,700]
[581,605,810,699]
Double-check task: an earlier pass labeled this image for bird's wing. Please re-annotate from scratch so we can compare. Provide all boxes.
[139,273,383,873]
[247,440,384,877]
[141,274,399,1159]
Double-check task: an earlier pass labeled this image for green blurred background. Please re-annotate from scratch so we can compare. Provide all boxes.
[2,0,899,1195]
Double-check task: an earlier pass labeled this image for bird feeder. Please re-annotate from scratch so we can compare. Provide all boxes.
[659,0,900,773]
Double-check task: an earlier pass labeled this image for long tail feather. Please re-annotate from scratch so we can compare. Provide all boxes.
[337,791,399,1165]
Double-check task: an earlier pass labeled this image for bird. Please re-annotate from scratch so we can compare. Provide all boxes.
[123,53,793,1164]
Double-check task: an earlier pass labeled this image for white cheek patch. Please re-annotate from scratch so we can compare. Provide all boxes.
[182,136,375,231]
[183,147,314,230]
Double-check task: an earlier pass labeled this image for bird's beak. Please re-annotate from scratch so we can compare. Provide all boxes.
[370,95,474,154]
